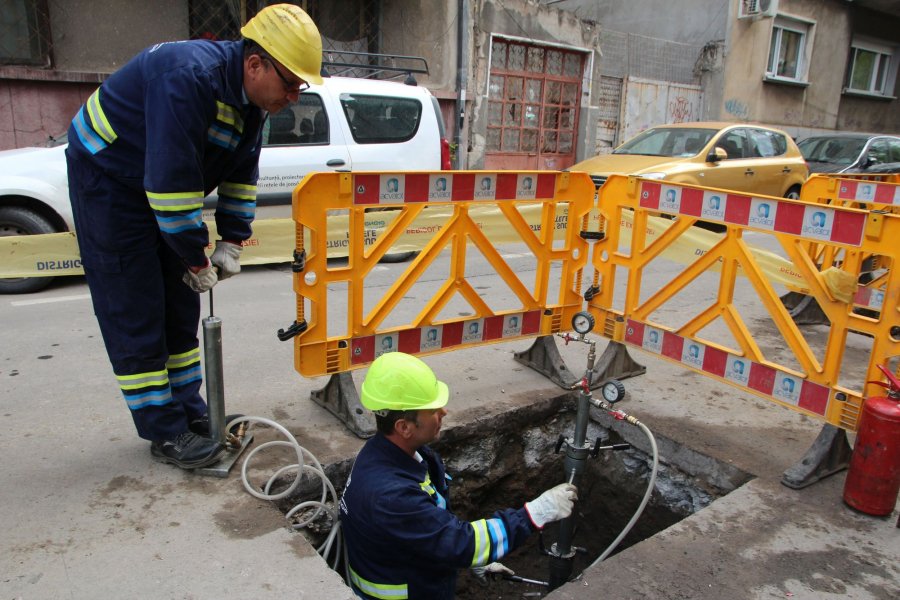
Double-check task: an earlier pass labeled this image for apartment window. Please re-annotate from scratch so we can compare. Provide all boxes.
[766,17,809,82]
[845,39,896,96]
[0,0,52,67]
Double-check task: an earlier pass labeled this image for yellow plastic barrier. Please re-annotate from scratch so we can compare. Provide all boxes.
[1,207,809,292]
[288,171,595,377]
[586,174,900,432]
[800,175,897,312]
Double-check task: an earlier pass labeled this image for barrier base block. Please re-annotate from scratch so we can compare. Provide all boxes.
[310,372,376,439]
[780,291,830,326]
[514,336,646,390]
[780,423,851,490]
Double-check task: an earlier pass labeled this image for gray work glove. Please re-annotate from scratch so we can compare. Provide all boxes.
[470,562,514,587]
[210,240,242,280]
[524,483,578,529]
[183,259,218,293]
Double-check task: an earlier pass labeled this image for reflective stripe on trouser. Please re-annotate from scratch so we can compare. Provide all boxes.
[66,149,208,441]
[349,567,408,600]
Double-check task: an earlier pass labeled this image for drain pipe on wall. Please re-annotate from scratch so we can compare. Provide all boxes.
[454,0,469,169]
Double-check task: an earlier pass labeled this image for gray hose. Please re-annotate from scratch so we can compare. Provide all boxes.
[586,420,658,569]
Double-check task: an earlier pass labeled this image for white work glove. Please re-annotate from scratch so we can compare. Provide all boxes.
[182,259,218,293]
[470,562,514,587]
[524,483,578,529]
[210,240,242,280]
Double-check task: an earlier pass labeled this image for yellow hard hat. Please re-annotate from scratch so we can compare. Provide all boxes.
[361,353,449,413]
[241,4,323,85]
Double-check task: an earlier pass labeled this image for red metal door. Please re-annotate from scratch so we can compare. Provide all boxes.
[485,40,584,171]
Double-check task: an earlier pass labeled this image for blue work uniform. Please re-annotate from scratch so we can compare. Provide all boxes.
[340,434,535,600]
[65,39,264,441]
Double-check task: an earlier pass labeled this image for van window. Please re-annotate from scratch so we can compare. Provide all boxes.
[340,94,422,144]
[263,93,329,146]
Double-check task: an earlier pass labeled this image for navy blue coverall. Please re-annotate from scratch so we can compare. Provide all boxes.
[65,39,264,441]
[340,434,535,599]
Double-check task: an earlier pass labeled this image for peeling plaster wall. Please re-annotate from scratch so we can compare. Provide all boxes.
[0,0,185,150]
[379,1,457,91]
[721,0,849,131]
[468,0,602,169]
[835,8,900,134]
[0,80,96,149]
[52,0,187,73]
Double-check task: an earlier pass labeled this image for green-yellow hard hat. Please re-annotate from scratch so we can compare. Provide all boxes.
[241,4,324,85]
[360,353,449,412]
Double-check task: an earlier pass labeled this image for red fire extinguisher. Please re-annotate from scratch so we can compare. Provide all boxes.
[843,364,900,516]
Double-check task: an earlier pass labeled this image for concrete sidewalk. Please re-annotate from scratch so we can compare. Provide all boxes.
[2,268,898,599]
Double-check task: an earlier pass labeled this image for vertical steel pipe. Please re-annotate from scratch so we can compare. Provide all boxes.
[202,316,227,445]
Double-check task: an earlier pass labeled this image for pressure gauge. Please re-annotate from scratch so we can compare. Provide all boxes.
[602,380,626,404]
[572,311,595,335]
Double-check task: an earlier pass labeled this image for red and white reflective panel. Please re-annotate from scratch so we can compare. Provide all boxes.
[837,180,900,206]
[638,182,866,247]
[353,173,558,205]
[854,287,885,310]
[349,311,542,365]
[623,318,830,416]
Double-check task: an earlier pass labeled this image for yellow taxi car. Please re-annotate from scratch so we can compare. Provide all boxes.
[572,122,809,199]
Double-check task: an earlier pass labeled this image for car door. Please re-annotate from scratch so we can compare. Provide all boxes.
[861,138,891,172]
[254,86,352,219]
[747,128,793,197]
[701,128,760,194]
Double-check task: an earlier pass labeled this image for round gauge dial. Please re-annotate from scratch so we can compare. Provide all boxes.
[602,380,625,403]
[572,311,595,335]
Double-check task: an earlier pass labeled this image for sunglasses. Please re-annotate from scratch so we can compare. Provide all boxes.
[264,57,309,94]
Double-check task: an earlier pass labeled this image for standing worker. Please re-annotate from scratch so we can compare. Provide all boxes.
[65,5,322,469]
[340,352,578,599]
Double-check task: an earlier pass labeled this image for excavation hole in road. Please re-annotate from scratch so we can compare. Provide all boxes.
[275,393,752,598]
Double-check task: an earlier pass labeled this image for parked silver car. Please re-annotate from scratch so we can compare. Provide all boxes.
[797,133,900,175]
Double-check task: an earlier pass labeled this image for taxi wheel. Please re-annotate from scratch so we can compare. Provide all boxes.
[0,206,57,294]
[784,185,801,200]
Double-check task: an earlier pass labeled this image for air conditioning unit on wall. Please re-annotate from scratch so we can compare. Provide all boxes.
[739,0,778,19]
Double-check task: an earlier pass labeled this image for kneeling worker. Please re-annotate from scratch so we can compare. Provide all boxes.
[340,352,578,599]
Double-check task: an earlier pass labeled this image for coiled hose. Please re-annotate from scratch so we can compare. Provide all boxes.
[227,417,347,579]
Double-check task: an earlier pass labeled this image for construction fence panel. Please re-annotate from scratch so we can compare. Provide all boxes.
[800,175,899,314]
[289,170,596,377]
[586,174,900,433]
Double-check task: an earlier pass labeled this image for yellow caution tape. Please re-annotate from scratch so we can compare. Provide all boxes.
[0,207,809,291]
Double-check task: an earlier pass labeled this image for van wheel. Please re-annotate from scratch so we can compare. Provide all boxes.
[0,206,57,294]
[784,185,801,200]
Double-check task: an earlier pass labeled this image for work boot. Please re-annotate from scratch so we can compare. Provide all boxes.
[150,431,226,469]
[188,413,245,438]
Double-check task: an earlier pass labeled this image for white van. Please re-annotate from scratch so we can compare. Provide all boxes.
[0,70,450,293]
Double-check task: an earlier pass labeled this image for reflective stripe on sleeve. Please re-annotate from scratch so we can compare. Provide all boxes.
[470,519,490,567]
[72,109,108,154]
[87,89,117,144]
[155,209,203,234]
[486,518,509,561]
[208,124,240,151]
[216,100,244,133]
[147,191,204,211]
[217,199,256,218]
[348,567,408,600]
[218,181,257,201]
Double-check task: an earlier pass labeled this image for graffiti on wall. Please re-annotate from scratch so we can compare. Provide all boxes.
[724,99,750,121]
[667,96,694,123]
